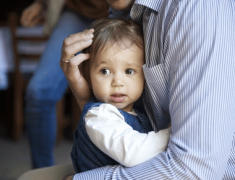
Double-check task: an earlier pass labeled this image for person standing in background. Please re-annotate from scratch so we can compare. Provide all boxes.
[20,0,109,169]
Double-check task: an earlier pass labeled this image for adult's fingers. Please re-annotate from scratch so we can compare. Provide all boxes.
[60,53,90,81]
[67,53,90,73]
[63,29,94,47]
[62,37,93,62]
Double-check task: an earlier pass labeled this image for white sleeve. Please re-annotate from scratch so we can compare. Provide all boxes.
[85,104,171,167]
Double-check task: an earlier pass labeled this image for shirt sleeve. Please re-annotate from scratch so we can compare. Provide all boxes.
[73,0,235,179]
[85,104,170,167]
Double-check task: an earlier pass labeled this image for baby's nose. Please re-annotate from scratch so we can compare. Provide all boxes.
[111,74,124,87]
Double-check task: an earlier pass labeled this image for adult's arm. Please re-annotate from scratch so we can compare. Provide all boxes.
[60,29,94,110]
[85,103,170,167]
[72,0,235,179]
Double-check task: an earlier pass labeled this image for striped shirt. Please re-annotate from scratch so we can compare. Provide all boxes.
[73,0,235,179]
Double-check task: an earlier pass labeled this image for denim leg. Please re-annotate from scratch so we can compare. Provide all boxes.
[25,10,94,168]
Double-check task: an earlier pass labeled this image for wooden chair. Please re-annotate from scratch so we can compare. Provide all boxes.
[8,12,80,142]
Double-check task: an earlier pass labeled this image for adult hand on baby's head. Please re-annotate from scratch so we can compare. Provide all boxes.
[60,29,94,83]
[60,29,94,109]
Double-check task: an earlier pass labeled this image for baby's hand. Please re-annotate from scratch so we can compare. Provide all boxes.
[60,29,94,109]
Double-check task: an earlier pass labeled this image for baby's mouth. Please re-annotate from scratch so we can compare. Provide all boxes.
[112,93,125,97]
[111,93,126,102]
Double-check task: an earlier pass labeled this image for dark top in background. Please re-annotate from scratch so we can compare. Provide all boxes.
[0,0,34,22]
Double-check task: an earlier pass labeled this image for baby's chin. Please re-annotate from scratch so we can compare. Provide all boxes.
[99,98,133,112]
[110,103,133,112]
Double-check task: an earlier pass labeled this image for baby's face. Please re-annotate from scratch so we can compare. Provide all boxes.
[89,44,145,112]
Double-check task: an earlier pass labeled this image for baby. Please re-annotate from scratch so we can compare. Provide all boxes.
[70,18,170,173]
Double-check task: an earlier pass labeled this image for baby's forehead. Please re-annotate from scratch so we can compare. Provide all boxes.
[90,42,144,67]
[92,40,142,55]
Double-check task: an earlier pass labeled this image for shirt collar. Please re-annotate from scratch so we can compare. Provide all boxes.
[134,0,164,12]
[108,0,164,25]
[130,0,164,24]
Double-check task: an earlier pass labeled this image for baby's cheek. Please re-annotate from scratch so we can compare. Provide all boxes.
[95,89,109,102]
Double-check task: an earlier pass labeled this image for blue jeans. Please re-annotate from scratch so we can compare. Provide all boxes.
[25,10,94,168]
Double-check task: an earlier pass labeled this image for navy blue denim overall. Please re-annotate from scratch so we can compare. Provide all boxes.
[71,98,153,173]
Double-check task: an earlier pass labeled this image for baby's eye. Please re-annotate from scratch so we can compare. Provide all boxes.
[125,69,135,75]
[100,68,111,75]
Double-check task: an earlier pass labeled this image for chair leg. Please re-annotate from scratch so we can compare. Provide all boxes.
[12,72,24,141]
[56,98,65,144]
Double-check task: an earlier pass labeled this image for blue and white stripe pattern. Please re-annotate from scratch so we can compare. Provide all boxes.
[74,0,235,179]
